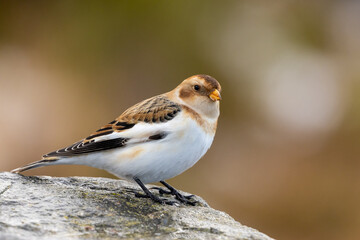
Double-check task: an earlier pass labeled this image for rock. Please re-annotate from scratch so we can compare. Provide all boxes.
[0,172,273,240]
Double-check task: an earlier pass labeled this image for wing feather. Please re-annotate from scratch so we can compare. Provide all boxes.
[43,94,181,158]
[44,138,128,157]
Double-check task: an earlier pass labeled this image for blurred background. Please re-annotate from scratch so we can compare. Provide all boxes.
[1,1,360,239]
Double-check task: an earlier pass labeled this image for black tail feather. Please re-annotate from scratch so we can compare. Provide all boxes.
[11,159,58,173]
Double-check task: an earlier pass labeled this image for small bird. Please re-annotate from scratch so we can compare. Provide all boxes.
[11,74,221,205]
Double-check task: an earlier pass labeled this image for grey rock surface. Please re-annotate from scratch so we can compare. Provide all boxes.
[0,172,273,240]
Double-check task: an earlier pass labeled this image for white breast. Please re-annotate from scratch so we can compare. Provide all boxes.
[116,116,215,183]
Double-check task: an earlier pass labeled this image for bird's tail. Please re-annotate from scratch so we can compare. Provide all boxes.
[11,157,59,173]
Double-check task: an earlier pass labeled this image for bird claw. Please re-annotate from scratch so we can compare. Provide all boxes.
[174,193,196,206]
[126,182,197,206]
[151,186,197,205]
[150,187,171,195]
[183,194,195,200]
[134,191,178,205]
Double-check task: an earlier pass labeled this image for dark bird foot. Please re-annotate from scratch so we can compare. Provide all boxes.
[132,177,179,205]
[151,181,197,206]
[151,187,194,199]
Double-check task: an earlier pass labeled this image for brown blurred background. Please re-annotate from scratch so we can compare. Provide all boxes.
[1,1,360,239]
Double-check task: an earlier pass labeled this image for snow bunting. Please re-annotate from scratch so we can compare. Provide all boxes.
[12,74,221,205]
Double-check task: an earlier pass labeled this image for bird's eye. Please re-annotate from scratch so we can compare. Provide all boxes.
[194,85,200,91]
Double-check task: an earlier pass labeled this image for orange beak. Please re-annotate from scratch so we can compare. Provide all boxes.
[209,89,221,101]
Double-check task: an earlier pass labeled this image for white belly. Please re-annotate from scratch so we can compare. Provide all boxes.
[65,117,215,184]
[109,119,214,183]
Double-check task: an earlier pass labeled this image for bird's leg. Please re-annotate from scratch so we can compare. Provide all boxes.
[156,181,196,205]
[133,177,176,205]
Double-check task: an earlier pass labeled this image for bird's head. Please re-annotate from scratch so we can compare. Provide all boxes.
[175,74,221,119]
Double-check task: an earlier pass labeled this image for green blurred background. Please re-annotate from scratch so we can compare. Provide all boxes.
[1,1,360,239]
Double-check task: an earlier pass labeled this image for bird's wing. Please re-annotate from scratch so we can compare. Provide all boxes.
[43,95,182,158]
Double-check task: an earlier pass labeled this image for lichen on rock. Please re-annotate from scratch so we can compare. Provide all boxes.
[0,172,273,240]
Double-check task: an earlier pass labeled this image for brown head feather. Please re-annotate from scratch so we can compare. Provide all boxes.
[173,74,221,120]
[196,74,221,91]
